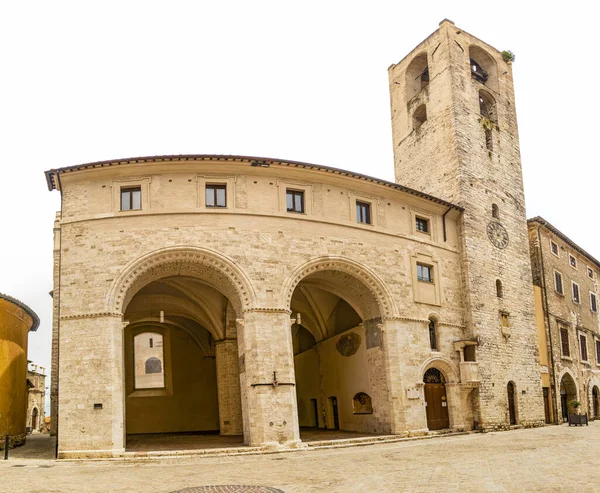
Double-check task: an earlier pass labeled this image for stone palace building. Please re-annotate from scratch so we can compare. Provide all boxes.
[45,20,550,458]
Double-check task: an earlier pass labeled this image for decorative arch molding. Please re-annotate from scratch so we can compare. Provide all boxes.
[587,375,600,416]
[419,356,460,384]
[281,256,399,319]
[108,246,256,316]
[557,367,579,397]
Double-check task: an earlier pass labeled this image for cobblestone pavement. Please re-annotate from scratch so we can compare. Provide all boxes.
[2,424,600,493]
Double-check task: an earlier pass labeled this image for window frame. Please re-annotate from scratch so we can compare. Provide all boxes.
[587,267,595,280]
[205,184,227,208]
[579,333,589,362]
[596,338,600,366]
[572,281,581,304]
[417,263,434,283]
[560,327,570,358]
[286,189,305,214]
[133,331,166,391]
[550,240,559,257]
[415,216,429,233]
[554,270,564,296]
[569,254,577,269]
[591,292,598,313]
[356,201,372,225]
[120,186,142,211]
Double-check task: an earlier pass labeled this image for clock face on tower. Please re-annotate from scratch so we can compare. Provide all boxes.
[487,221,509,249]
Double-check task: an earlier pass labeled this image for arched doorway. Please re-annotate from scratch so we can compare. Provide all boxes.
[592,386,599,420]
[31,407,39,431]
[507,381,517,425]
[115,251,250,448]
[559,373,577,422]
[423,368,449,430]
[287,261,394,437]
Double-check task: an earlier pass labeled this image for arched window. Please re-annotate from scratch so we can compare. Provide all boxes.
[145,357,162,374]
[405,53,429,100]
[423,367,445,384]
[479,90,497,123]
[469,46,498,91]
[492,204,499,219]
[428,318,437,351]
[134,331,165,389]
[413,104,427,130]
[496,279,503,298]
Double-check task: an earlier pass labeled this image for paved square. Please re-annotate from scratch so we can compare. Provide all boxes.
[2,424,599,492]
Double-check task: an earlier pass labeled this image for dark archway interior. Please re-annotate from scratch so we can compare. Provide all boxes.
[290,270,381,434]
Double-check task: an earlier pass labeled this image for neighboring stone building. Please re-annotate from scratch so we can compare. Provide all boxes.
[0,294,40,449]
[529,217,600,423]
[45,20,547,459]
[26,363,47,433]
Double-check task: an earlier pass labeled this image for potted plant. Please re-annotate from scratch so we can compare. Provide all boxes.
[568,400,588,426]
[569,400,582,414]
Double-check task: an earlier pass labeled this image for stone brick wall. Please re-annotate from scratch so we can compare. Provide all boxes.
[529,219,600,420]
[389,20,545,428]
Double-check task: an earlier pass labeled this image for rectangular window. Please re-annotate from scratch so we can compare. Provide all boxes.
[415,217,429,233]
[560,327,570,357]
[550,240,559,257]
[572,282,580,304]
[205,184,227,208]
[569,254,577,268]
[580,334,588,362]
[134,332,165,389]
[356,201,371,224]
[588,267,594,279]
[121,187,142,211]
[554,271,563,295]
[417,263,433,283]
[596,340,600,364]
[591,292,598,313]
[286,190,304,213]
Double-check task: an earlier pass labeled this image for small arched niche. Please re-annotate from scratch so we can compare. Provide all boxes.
[352,392,373,414]
[428,318,438,351]
[469,45,498,92]
[413,104,427,130]
[405,53,429,101]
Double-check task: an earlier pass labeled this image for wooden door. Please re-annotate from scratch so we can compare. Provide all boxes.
[507,382,516,425]
[593,387,599,419]
[543,387,551,424]
[330,397,339,430]
[424,383,449,430]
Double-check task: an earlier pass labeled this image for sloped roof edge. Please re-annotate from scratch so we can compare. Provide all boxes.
[44,154,463,211]
[0,293,40,332]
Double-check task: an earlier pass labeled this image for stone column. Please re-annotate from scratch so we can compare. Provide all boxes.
[57,315,125,458]
[237,309,301,448]
[215,339,243,436]
[445,383,465,431]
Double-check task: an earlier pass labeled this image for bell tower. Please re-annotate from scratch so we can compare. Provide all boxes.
[389,20,544,428]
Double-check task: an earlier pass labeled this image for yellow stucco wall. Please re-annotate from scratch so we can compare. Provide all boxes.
[0,297,35,441]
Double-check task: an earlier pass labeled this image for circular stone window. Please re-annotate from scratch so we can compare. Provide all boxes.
[171,487,284,493]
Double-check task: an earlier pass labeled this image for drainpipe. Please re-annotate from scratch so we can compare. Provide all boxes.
[54,171,64,458]
[442,207,452,242]
[537,226,558,424]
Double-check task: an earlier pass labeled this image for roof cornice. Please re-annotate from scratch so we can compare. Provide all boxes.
[0,293,40,332]
[528,216,600,270]
[44,154,463,211]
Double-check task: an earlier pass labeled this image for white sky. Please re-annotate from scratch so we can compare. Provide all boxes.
[1,1,599,409]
